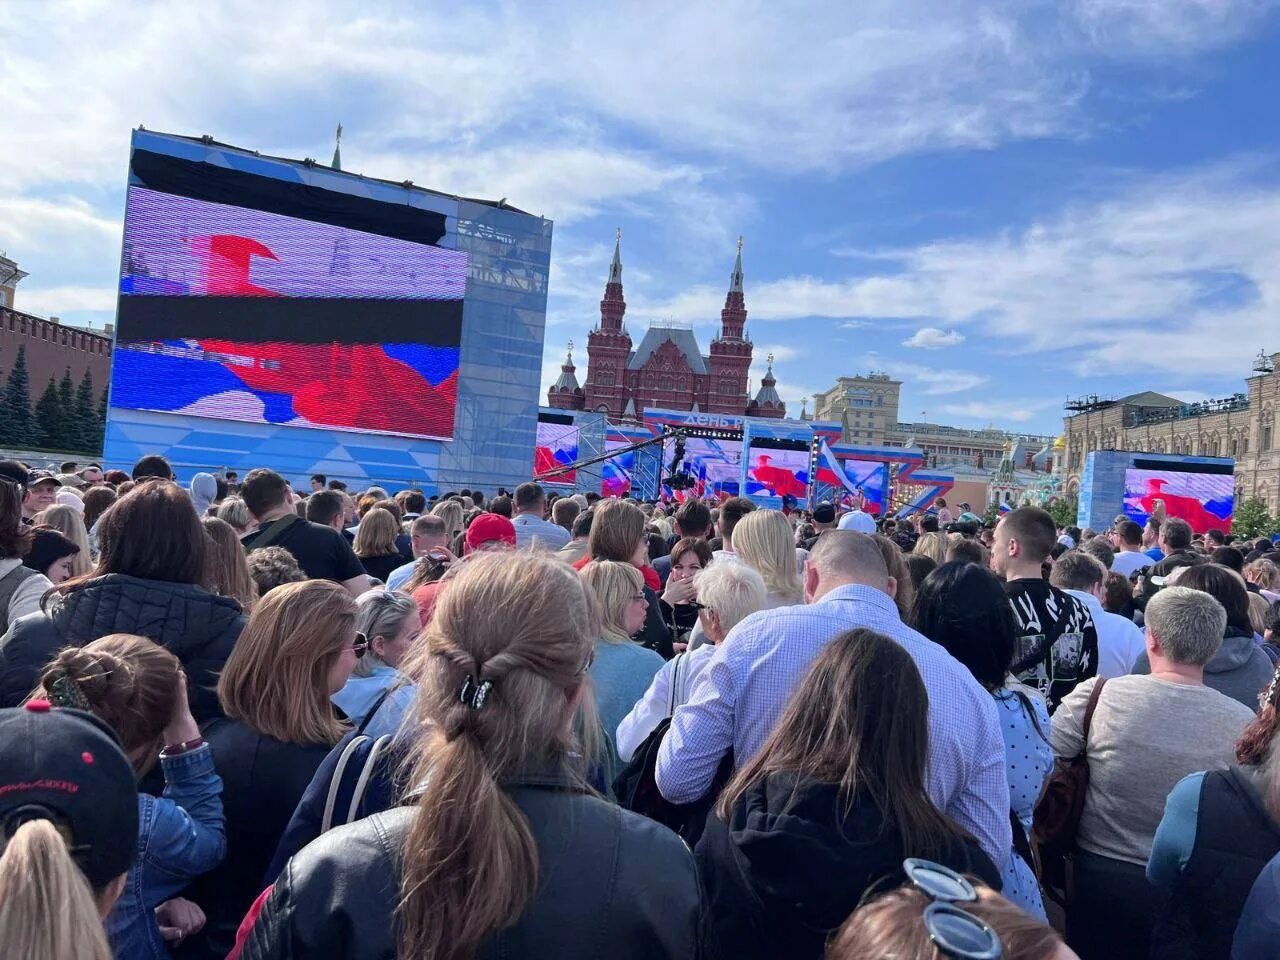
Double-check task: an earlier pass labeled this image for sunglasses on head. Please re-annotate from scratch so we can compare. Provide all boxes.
[902,859,1002,959]
[351,631,369,657]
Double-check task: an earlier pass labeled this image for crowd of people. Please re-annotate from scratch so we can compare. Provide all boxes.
[1,453,1279,959]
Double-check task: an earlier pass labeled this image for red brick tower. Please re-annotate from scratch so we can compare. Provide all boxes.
[707,238,752,415]
[582,231,632,419]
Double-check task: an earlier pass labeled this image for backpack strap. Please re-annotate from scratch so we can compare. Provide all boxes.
[357,684,398,735]
[322,735,369,833]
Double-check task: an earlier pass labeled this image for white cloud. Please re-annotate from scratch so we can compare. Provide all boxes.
[16,286,119,316]
[902,327,965,349]
[937,400,1051,424]
[2,0,1264,197]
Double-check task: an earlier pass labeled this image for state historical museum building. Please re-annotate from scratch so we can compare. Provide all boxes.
[547,236,784,421]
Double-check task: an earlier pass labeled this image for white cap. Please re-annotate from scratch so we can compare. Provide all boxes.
[837,510,877,534]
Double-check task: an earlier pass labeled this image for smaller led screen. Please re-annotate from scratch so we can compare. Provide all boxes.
[602,439,635,497]
[745,445,811,508]
[665,437,742,501]
[535,420,579,485]
[1123,467,1234,534]
[816,457,888,515]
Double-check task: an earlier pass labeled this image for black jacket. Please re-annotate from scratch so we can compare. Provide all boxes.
[1151,767,1280,960]
[240,772,707,960]
[695,772,1000,960]
[175,717,336,960]
[0,573,246,720]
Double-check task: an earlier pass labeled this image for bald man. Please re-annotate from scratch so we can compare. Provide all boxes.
[655,530,1011,868]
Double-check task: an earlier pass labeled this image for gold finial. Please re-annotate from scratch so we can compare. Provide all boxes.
[335,123,343,145]
[767,351,774,365]
[737,235,744,254]
[616,227,622,243]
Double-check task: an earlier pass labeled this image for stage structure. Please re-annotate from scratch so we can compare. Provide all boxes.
[528,405,960,515]
[103,129,553,492]
[1079,451,1235,534]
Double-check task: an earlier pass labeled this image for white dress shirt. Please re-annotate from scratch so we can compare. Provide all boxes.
[655,584,1012,868]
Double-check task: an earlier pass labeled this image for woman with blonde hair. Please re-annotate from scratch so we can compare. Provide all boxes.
[430,498,465,545]
[913,531,948,565]
[241,552,703,960]
[0,702,140,960]
[352,505,404,584]
[732,509,804,606]
[215,497,254,538]
[1247,558,1280,603]
[33,635,225,956]
[578,498,672,657]
[180,580,359,959]
[333,589,420,728]
[580,560,665,776]
[33,503,93,578]
[201,516,257,611]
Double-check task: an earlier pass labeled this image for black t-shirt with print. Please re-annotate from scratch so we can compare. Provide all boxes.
[1004,577,1099,712]
[243,517,366,584]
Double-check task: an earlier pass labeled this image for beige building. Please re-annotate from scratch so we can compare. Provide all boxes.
[1060,351,1280,512]
[812,372,1052,468]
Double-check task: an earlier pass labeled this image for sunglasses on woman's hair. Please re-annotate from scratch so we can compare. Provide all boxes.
[352,632,369,657]
[902,859,1001,959]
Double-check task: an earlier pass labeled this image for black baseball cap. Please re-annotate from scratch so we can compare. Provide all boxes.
[0,701,138,888]
[813,502,836,524]
[27,469,63,488]
[0,460,30,487]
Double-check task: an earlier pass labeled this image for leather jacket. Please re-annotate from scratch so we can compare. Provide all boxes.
[240,772,708,959]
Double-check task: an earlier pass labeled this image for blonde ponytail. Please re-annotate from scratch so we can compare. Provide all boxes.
[0,819,114,960]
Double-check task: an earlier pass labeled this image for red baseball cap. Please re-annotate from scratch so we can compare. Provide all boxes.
[464,513,517,554]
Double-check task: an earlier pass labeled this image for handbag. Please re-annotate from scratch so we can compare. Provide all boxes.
[1032,676,1106,907]
[612,654,732,845]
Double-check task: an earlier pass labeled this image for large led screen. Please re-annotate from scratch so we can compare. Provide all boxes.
[535,419,579,485]
[1123,467,1234,534]
[112,184,467,440]
[664,437,742,501]
[745,445,810,507]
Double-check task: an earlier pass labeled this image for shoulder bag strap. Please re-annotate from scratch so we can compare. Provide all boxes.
[249,513,303,552]
[668,653,686,716]
[1079,677,1107,758]
[346,734,394,825]
[321,735,369,833]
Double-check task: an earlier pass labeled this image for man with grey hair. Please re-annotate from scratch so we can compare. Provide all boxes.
[1050,585,1255,958]
[616,561,768,761]
[1050,551,1146,677]
[655,531,1012,869]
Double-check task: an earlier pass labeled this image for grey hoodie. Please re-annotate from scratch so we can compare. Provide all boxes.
[1131,627,1273,712]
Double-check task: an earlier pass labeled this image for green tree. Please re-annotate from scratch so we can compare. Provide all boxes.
[57,367,74,419]
[1233,497,1276,539]
[0,346,44,447]
[1047,493,1079,530]
[99,386,109,426]
[34,375,66,450]
[72,368,102,453]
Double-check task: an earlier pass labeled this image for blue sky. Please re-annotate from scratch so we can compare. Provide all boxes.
[3,0,1279,436]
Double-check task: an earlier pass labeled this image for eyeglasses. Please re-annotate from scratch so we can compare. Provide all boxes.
[630,593,647,602]
[351,631,369,657]
[902,859,1001,960]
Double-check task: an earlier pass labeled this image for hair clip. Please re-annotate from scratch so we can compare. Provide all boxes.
[458,675,494,711]
[46,673,91,711]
